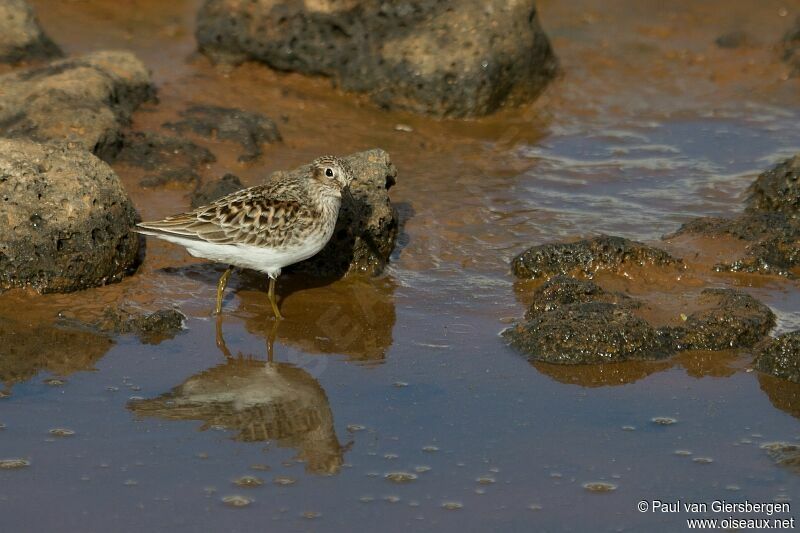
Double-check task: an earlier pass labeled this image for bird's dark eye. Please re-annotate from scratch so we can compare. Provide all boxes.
[325,168,334,178]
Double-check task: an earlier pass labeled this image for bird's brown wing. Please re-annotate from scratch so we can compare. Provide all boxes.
[136,183,309,247]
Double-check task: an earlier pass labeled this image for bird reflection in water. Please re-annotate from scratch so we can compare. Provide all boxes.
[128,317,347,475]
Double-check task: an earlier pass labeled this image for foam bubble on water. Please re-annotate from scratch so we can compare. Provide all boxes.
[233,475,263,488]
[0,458,30,469]
[583,482,618,493]
[385,472,417,483]
[222,495,252,508]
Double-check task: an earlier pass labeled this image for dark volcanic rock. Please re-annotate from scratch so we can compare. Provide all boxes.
[503,302,674,364]
[284,149,398,277]
[782,15,800,76]
[195,0,557,118]
[512,235,680,279]
[163,105,281,162]
[670,156,800,276]
[96,307,186,344]
[190,173,244,209]
[526,275,636,319]
[755,330,800,384]
[669,289,776,350]
[0,139,140,293]
[0,50,155,159]
[747,154,800,216]
[0,0,61,64]
[761,442,800,473]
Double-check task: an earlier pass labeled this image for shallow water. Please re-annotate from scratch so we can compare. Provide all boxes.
[2,0,800,531]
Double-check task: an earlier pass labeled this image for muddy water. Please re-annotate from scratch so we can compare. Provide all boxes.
[2,0,800,531]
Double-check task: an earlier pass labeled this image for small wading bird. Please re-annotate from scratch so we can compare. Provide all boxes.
[136,156,353,319]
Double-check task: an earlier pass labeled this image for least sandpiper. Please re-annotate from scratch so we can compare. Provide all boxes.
[136,156,353,319]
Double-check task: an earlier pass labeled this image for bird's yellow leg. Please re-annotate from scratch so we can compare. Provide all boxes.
[215,266,233,315]
[215,314,233,359]
[268,276,283,320]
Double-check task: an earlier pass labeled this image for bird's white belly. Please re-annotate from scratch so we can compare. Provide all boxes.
[159,230,332,277]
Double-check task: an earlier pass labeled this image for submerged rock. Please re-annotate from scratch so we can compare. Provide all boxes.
[512,235,680,279]
[116,131,216,189]
[0,139,139,293]
[0,50,155,159]
[95,307,186,345]
[284,149,398,276]
[163,105,281,162]
[190,173,244,208]
[755,330,800,384]
[0,0,61,64]
[668,289,776,350]
[670,156,800,276]
[195,0,557,118]
[504,301,674,364]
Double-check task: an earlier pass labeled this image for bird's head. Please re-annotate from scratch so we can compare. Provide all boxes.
[311,155,353,197]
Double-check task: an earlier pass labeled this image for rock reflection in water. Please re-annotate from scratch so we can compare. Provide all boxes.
[128,322,346,475]
[0,314,113,396]
[239,275,396,362]
[532,350,742,387]
[758,373,800,421]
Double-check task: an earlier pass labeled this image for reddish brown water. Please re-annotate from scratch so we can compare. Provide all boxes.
[2,1,800,531]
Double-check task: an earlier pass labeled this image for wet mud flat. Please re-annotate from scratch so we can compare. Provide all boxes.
[1,0,800,532]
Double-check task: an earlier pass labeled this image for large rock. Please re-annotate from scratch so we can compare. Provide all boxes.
[0,50,155,159]
[0,0,61,64]
[755,330,800,384]
[512,235,681,279]
[196,0,558,117]
[0,139,140,293]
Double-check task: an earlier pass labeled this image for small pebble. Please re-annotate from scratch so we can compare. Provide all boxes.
[273,476,296,486]
[442,501,463,510]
